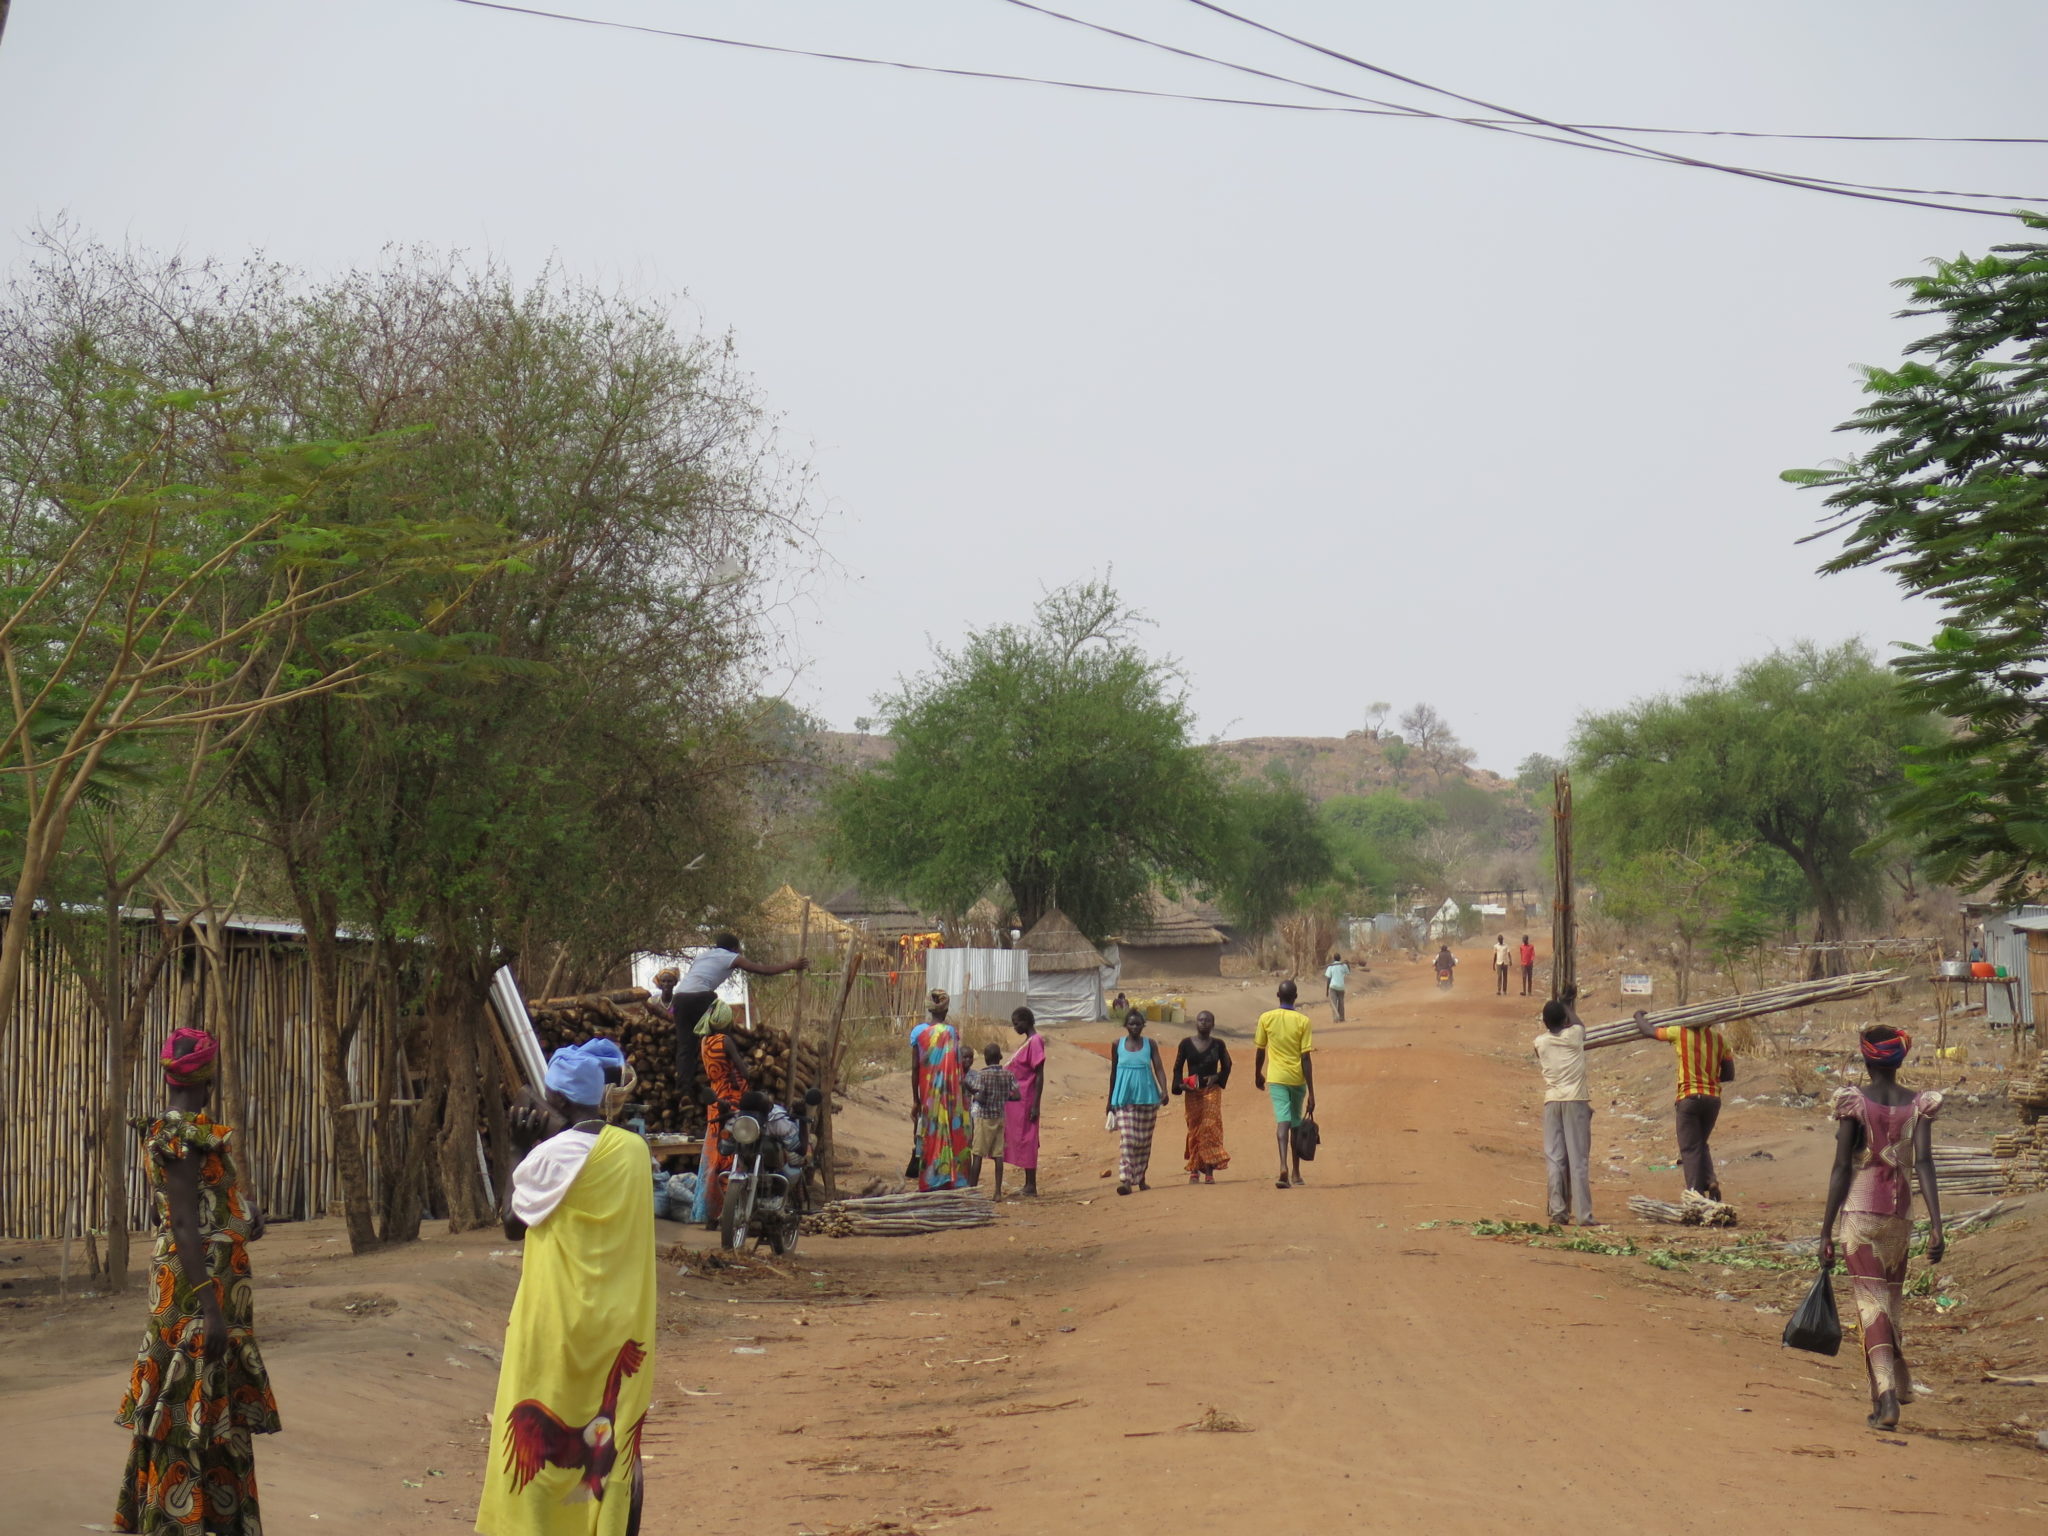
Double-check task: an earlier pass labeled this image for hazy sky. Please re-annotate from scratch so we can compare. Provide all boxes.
[6,1,2045,772]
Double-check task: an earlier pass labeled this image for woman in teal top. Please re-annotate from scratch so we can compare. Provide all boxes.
[1106,1009,1170,1196]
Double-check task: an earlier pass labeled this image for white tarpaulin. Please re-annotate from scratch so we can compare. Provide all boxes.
[925,947,1030,1021]
[1027,968,1105,1024]
[633,950,750,1016]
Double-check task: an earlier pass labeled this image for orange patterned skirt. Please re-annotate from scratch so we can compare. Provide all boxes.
[1182,1087,1231,1173]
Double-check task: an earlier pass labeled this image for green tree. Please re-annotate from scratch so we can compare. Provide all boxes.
[1516,753,1564,793]
[1598,833,1753,1004]
[830,580,1225,938]
[1210,771,1336,936]
[1573,642,1933,968]
[1788,213,2048,899]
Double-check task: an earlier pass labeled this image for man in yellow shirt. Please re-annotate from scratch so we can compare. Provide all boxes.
[1253,980,1317,1190]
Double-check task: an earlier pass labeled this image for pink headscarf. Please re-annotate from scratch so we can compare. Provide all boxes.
[161,1027,220,1086]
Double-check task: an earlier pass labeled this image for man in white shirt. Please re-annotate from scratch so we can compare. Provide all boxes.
[1323,954,1351,1022]
[1533,995,1596,1226]
[1493,934,1512,996]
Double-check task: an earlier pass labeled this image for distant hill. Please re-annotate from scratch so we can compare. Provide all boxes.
[818,728,1524,805]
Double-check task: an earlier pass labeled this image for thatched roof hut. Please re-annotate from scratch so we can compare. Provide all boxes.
[1020,908,1107,973]
[822,885,935,943]
[1113,895,1229,979]
[1019,907,1107,1022]
[755,884,854,959]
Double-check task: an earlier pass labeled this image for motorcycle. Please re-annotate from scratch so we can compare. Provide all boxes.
[716,1090,820,1256]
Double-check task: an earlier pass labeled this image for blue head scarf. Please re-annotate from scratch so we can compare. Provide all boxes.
[545,1037,626,1107]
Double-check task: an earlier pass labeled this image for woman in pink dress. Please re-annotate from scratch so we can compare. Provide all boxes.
[1004,1007,1047,1198]
[1820,1024,1944,1430]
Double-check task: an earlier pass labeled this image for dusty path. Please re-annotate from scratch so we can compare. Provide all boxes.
[6,955,2045,1533]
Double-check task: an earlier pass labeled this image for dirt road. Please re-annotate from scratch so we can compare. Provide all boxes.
[7,955,2045,1533]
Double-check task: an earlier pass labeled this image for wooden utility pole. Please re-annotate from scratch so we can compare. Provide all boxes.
[1551,770,1575,1001]
[816,951,864,1201]
[786,900,811,1092]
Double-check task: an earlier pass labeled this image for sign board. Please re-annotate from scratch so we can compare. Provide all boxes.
[1619,974,1654,996]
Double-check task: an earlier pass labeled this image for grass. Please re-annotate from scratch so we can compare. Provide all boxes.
[1419,1218,1811,1275]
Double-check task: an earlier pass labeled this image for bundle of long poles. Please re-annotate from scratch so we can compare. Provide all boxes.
[808,1188,994,1236]
[1581,971,1897,1052]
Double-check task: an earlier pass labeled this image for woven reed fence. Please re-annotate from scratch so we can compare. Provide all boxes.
[0,912,411,1241]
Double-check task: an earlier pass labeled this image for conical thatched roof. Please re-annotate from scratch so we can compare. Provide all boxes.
[1021,908,1107,973]
[1113,894,1227,949]
[758,884,853,940]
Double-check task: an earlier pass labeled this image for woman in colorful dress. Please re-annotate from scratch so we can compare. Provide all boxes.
[1173,1010,1233,1184]
[695,1003,749,1226]
[1107,1008,1170,1196]
[1003,1007,1047,1198]
[910,991,971,1190]
[114,1027,280,1535]
[1820,1024,1944,1430]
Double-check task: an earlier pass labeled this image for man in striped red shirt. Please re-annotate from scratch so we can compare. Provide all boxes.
[1633,1008,1732,1200]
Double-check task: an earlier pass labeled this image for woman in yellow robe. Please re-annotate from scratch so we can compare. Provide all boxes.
[477,1039,655,1536]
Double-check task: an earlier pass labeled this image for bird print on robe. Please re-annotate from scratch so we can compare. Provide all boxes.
[503,1338,648,1503]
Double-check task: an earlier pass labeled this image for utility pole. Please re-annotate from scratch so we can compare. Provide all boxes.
[1550,770,1575,1001]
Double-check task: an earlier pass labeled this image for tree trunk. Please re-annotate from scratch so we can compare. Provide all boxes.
[100,991,134,1293]
[302,911,379,1252]
[432,972,493,1233]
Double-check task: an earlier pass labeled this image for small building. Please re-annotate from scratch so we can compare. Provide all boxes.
[1020,908,1109,1023]
[1979,905,2048,1026]
[1112,896,1228,979]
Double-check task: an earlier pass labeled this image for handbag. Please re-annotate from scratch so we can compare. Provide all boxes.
[1290,1116,1321,1162]
[1781,1269,1842,1356]
[1104,1110,1118,1133]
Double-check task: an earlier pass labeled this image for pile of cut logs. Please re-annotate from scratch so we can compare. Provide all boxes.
[2013,1051,2048,1124]
[527,988,690,1132]
[1989,1121,2048,1193]
[1930,1144,2012,1198]
[525,987,839,1136]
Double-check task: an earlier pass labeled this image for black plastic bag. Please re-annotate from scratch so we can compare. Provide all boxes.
[1290,1117,1321,1163]
[1782,1269,1842,1356]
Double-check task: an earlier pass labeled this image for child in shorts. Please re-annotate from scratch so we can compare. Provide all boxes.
[966,1041,1021,1198]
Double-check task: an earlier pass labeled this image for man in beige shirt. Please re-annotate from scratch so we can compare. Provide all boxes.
[1533,994,1596,1225]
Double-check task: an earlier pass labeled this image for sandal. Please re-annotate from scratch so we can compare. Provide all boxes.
[1189,1174,1201,1184]
[1203,1172,1215,1184]
[1276,1175,1290,1189]
[1116,1183,1132,1196]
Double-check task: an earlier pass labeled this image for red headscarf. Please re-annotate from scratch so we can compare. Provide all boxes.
[1859,1027,1911,1067]
[161,1027,220,1085]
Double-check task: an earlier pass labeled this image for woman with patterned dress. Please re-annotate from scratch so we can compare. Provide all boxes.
[910,991,972,1190]
[1820,1024,1945,1430]
[1106,1009,1170,1196]
[1003,1008,1047,1198]
[1173,1010,1233,1183]
[114,1027,280,1534]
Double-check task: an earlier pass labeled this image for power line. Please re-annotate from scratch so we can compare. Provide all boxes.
[1172,0,2032,215]
[998,0,2048,204]
[445,0,2035,216]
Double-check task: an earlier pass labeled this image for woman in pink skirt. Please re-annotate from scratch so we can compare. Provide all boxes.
[1820,1025,1944,1430]
[1004,1007,1047,1198]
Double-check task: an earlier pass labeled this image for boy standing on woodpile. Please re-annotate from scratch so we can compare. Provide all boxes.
[667,932,809,1109]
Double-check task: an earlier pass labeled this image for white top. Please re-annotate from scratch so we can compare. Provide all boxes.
[508,1127,601,1227]
[678,946,740,996]
[1533,1025,1589,1103]
[1325,962,1349,989]
[1494,941,1512,966]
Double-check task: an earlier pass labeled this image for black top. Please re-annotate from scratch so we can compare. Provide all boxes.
[1172,1036,1232,1093]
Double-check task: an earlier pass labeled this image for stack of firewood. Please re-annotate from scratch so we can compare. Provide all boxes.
[802,1189,995,1238]
[525,988,839,1136]
[1581,972,1896,1052]
[2012,1051,2048,1124]
[1990,1120,2048,1193]
[527,987,692,1133]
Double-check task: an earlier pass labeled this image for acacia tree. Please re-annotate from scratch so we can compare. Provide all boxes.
[1597,833,1753,1004]
[1574,642,1934,971]
[1789,212,2048,898]
[831,580,1225,939]
[7,236,807,1250]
